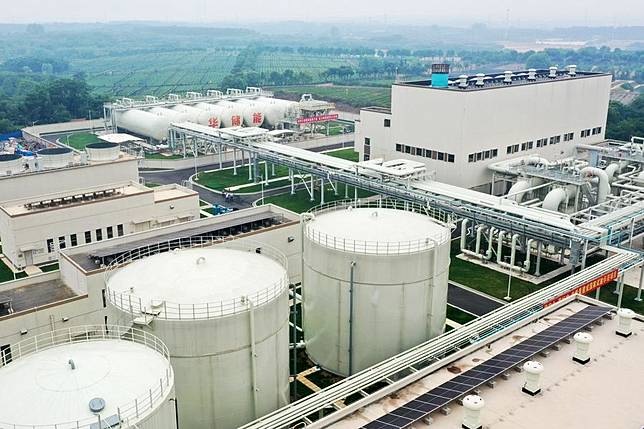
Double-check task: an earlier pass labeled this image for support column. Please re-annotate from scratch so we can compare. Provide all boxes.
[289,169,295,195]
[617,274,625,308]
[218,144,223,170]
[320,179,325,205]
[271,163,275,177]
[310,175,315,201]
[233,148,237,175]
[253,155,259,183]
[264,162,269,185]
[636,264,643,302]
[534,241,542,277]
[580,240,588,270]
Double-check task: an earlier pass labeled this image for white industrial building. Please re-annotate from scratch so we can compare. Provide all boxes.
[0,180,199,268]
[355,66,612,191]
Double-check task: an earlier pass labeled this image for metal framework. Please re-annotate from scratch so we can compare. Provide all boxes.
[170,122,609,265]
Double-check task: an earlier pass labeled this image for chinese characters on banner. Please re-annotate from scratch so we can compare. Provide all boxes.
[252,112,263,124]
[296,114,339,124]
[231,115,242,127]
[208,117,219,128]
[543,269,619,307]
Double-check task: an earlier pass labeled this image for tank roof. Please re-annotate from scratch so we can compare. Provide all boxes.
[306,205,450,254]
[38,147,72,155]
[0,331,171,427]
[86,142,119,149]
[107,247,288,318]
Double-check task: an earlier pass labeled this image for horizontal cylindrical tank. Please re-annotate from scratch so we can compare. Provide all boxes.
[193,102,226,128]
[85,142,120,162]
[148,107,189,125]
[172,104,218,127]
[234,99,265,127]
[257,97,298,127]
[0,325,176,429]
[37,147,73,169]
[302,201,451,376]
[115,109,168,141]
[215,100,245,128]
[0,153,23,175]
[105,240,290,429]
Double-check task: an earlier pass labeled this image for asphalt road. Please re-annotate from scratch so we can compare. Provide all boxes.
[447,281,505,316]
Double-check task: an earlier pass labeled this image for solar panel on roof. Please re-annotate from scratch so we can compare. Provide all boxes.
[362,305,610,429]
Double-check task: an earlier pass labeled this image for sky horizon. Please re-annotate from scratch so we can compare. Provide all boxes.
[2,0,643,28]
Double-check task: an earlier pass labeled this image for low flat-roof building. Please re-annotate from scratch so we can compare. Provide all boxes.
[0,181,199,268]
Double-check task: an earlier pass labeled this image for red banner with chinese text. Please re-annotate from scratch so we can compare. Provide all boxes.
[543,269,618,307]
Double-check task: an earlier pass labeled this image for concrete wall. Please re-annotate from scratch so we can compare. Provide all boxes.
[360,74,612,189]
[355,110,391,162]
[0,157,140,203]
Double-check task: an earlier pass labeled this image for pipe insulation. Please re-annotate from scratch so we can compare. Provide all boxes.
[580,167,611,203]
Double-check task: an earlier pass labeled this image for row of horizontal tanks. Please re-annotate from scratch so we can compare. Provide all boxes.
[114,97,297,141]
[0,202,451,429]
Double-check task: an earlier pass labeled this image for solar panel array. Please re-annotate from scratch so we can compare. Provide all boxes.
[362,305,610,429]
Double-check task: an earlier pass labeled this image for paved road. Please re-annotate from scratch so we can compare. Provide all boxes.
[447,281,505,316]
[141,141,353,207]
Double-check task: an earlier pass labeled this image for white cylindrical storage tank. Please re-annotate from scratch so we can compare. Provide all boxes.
[254,98,287,128]
[37,147,73,169]
[193,102,225,128]
[302,200,451,376]
[172,104,214,127]
[234,99,265,127]
[257,96,297,125]
[0,325,176,429]
[215,100,245,128]
[0,153,23,175]
[115,109,168,141]
[85,142,120,162]
[148,107,188,127]
[105,240,290,429]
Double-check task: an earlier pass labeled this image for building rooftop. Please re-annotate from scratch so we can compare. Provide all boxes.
[361,107,392,115]
[398,68,609,92]
[0,277,77,317]
[336,301,642,429]
[0,181,150,216]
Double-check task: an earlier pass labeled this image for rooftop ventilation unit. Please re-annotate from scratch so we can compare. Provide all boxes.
[567,64,577,76]
[527,69,537,80]
[186,91,202,99]
[475,73,485,86]
[167,94,180,101]
[549,66,558,78]
[430,63,450,88]
[458,75,469,88]
[144,95,157,103]
[206,90,223,98]
[503,71,513,84]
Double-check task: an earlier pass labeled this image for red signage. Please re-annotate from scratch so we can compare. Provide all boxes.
[208,117,219,128]
[252,112,263,124]
[297,114,339,125]
[544,269,619,307]
[231,115,242,127]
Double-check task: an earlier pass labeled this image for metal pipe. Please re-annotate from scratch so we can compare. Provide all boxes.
[523,239,534,271]
[475,225,486,254]
[485,227,496,260]
[460,219,469,252]
[248,298,258,419]
[349,261,356,376]
[636,264,644,302]
[496,230,505,264]
[534,241,542,276]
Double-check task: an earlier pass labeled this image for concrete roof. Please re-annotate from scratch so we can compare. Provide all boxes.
[336,301,643,429]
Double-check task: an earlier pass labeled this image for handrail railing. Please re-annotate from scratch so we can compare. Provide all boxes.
[304,199,452,255]
[104,236,289,320]
[0,325,173,429]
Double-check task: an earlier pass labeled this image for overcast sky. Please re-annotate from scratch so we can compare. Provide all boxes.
[2,0,643,27]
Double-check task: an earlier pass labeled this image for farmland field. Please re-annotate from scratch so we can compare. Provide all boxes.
[272,85,391,108]
[255,53,357,79]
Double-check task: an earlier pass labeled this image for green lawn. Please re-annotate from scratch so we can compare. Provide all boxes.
[40,263,59,272]
[196,148,358,192]
[0,259,26,283]
[262,183,373,213]
[64,133,102,150]
[144,152,184,160]
[234,178,294,194]
[273,85,391,109]
[446,304,477,325]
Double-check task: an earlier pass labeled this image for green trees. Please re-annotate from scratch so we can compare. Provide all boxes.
[525,52,552,69]
[606,99,644,141]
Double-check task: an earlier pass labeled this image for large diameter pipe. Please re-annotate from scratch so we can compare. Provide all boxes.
[580,166,611,203]
[485,228,496,260]
[506,180,531,203]
[543,187,568,212]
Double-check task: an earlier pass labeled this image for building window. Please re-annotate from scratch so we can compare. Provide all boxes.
[492,149,498,157]
[102,289,107,308]
[536,138,548,148]
[84,231,92,243]
[527,141,533,150]
[70,234,78,247]
[437,152,444,161]
[395,143,402,152]
[384,118,391,127]
[425,150,433,158]
[364,154,370,161]
[476,152,482,161]
[107,226,114,239]
[46,238,54,253]
[581,129,591,138]
[448,154,455,163]
[0,345,11,366]
[404,146,411,154]
[364,137,371,146]
[564,132,574,142]
[592,127,602,135]
[117,225,124,237]
[96,228,103,241]
[549,135,561,145]
[58,236,66,250]
[468,154,475,163]
[506,145,512,154]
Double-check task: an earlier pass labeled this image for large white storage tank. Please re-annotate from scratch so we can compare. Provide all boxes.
[193,102,226,128]
[0,153,23,175]
[0,325,176,429]
[302,201,451,376]
[257,96,298,126]
[86,142,120,161]
[148,106,188,125]
[234,98,265,127]
[215,100,245,128]
[115,109,168,141]
[105,240,290,429]
[172,104,214,127]
[37,147,74,169]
